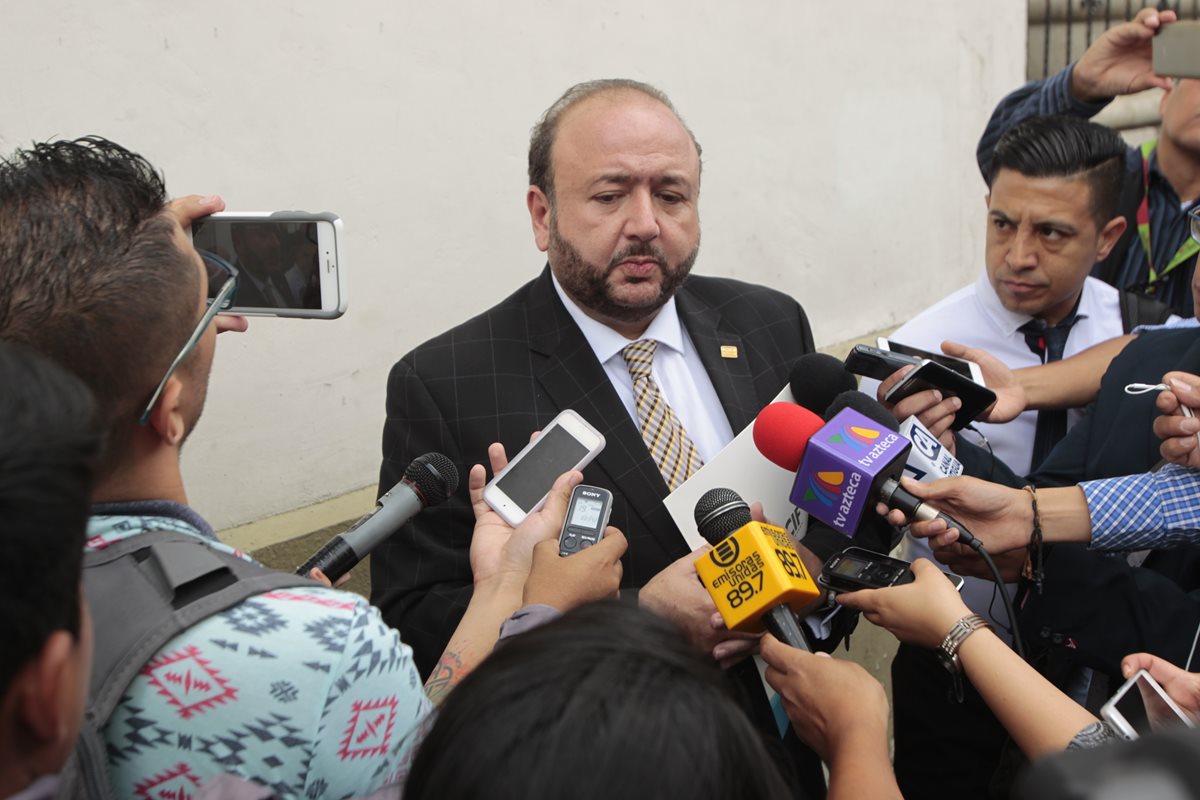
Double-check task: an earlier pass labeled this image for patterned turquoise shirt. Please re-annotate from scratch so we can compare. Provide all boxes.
[87,502,430,800]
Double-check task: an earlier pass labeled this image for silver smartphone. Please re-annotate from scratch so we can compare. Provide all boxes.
[1100,668,1194,741]
[482,410,606,527]
[876,337,985,385]
[191,211,346,319]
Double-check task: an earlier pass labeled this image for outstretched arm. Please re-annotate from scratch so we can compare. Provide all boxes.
[838,560,1099,758]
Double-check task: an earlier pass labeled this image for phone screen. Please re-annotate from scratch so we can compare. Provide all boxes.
[1113,674,1189,736]
[886,340,975,380]
[495,426,590,511]
[192,219,324,310]
[1113,678,1154,736]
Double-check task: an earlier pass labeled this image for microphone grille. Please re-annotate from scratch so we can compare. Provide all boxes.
[693,487,752,545]
[404,452,460,506]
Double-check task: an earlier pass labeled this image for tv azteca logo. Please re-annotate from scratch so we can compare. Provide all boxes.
[803,471,844,506]
[827,424,881,452]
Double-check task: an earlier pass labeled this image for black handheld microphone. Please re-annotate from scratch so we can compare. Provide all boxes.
[693,488,816,651]
[296,453,458,584]
[789,353,859,415]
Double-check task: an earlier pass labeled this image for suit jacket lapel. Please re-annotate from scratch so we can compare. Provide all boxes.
[676,286,761,435]
[525,268,674,544]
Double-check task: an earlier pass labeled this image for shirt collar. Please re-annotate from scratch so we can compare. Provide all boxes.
[90,499,217,541]
[550,271,685,362]
[974,270,1089,337]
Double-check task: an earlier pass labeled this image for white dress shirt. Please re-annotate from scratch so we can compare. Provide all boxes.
[551,274,736,461]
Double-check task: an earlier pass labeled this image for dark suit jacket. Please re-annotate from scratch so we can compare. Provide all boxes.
[371,266,889,677]
[957,325,1200,674]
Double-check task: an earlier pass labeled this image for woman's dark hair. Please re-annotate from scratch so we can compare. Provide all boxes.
[0,342,103,692]
[405,601,791,800]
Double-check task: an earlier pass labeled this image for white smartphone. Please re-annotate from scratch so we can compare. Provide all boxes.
[191,211,346,319]
[877,337,985,385]
[1100,668,1194,741]
[482,410,606,526]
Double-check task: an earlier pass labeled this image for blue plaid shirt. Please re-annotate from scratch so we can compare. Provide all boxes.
[1081,463,1200,551]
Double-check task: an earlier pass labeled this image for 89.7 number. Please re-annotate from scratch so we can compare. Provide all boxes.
[725,571,764,608]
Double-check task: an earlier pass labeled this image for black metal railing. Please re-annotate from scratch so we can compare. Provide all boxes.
[1029,0,1200,79]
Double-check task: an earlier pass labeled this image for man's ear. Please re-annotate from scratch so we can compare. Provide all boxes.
[146,376,187,448]
[1096,216,1129,260]
[984,192,991,209]
[527,186,552,253]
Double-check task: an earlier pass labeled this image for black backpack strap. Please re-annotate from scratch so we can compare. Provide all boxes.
[57,531,317,800]
[1119,289,1175,334]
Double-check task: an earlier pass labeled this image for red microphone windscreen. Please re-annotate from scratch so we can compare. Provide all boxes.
[752,402,825,471]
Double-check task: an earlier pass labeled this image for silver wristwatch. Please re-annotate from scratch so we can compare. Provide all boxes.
[936,613,990,675]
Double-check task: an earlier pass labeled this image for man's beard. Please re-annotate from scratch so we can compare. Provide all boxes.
[548,217,699,326]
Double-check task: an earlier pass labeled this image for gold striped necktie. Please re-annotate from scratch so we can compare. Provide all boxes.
[621,338,703,490]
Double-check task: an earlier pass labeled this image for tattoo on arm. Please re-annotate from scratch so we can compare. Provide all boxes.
[423,650,464,706]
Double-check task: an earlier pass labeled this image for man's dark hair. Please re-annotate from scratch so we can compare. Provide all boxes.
[0,342,103,693]
[528,79,702,206]
[0,136,199,475]
[988,115,1129,226]
[405,601,791,800]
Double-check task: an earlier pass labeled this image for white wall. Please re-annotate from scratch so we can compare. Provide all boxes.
[2,1,1026,529]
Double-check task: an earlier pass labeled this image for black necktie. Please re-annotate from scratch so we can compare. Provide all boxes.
[1018,313,1080,469]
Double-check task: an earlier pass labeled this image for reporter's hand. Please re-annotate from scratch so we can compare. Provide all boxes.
[876,365,961,451]
[761,635,889,763]
[941,340,1026,423]
[308,567,352,589]
[1155,373,1200,468]
[166,193,224,229]
[164,195,249,335]
[215,314,249,334]
[521,530,626,611]
[836,559,971,649]
[640,548,761,666]
[1122,652,1200,720]
[467,441,583,585]
[1070,6,1178,103]
[876,475,1032,553]
[928,539,1027,582]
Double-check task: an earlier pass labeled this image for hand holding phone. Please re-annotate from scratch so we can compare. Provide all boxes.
[819,547,964,594]
[1101,668,1195,740]
[482,410,606,526]
[191,211,346,318]
[843,344,922,382]
[877,338,985,384]
[883,361,997,431]
[833,559,971,651]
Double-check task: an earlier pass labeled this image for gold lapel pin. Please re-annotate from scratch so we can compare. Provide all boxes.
[720,345,738,359]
